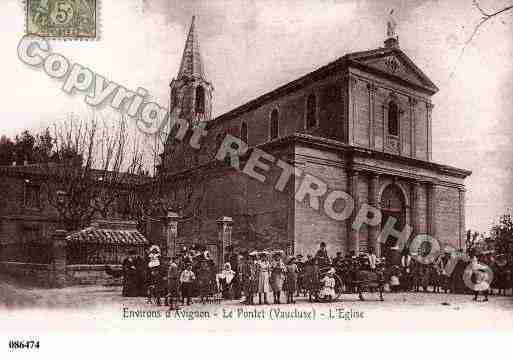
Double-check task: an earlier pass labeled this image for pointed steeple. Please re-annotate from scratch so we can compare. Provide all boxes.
[177,16,205,80]
[168,15,213,131]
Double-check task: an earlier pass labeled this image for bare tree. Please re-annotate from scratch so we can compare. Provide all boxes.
[41,112,149,231]
[129,102,208,235]
[452,1,513,75]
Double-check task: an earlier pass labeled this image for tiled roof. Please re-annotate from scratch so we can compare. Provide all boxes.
[66,225,148,245]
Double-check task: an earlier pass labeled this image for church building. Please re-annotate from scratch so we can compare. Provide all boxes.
[157,16,471,258]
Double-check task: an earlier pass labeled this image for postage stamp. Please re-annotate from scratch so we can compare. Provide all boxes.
[25,0,97,39]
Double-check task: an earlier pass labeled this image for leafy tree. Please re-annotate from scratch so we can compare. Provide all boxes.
[0,135,15,165]
[14,130,36,163]
[490,212,513,255]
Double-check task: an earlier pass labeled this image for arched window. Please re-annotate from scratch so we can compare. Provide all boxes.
[306,94,317,129]
[195,85,205,114]
[388,102,399,136]
[270,109,279,139]
[241,122,248,143]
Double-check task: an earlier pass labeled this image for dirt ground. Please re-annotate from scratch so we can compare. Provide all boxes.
[1,274,513,332]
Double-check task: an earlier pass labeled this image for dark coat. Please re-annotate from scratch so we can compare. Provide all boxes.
[122,257,138,297]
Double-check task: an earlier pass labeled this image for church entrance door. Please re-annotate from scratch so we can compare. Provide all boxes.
[380,184,406,260]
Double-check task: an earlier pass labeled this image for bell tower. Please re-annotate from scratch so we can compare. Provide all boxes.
[170,16,213,127]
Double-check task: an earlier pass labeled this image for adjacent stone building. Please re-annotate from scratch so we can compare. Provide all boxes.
[159,17,471,257]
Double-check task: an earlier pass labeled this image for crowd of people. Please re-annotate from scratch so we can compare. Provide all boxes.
[120,241,513,309]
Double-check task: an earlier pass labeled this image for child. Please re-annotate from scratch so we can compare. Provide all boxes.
[241,253,256,305]
[180,263,196,305]
[148,245,161,269]
[389,265,401,293]
[270,253,286,304]
[319,267,336,302]
[147,266,163,305]
[470,255,490,302]
[256,253,271,305]
[303,255,319,302]
[285,257,298,304]
[167,256,181,310]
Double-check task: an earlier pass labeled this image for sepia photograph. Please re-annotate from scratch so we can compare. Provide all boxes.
[0,0,513,355]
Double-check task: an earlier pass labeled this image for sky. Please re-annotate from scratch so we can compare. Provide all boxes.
[0,0,512,233]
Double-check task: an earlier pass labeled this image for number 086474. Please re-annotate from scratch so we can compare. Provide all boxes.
[8,340,40,349]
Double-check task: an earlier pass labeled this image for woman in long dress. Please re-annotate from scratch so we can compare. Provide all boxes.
[285,257,298,304]
[122,251,138,297]
[197,255,214,303]
[319,268,336,302]
[270,253,286,304]
[256,253,271,305]
[216,262,236,300]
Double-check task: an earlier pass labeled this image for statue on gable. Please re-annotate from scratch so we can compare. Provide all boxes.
[387,9,397,38]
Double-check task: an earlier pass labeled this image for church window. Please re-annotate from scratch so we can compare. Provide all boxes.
[306,94,317,129]
[388,101,399,136]
[195,85,205,114]
[241,122,248,143]
[270,109,279,140]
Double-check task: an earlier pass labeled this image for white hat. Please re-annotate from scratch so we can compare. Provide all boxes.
[149,245,161,254]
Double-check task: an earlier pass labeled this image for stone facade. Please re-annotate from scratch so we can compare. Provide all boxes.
[158,21,471,258]
[0,164,148,255]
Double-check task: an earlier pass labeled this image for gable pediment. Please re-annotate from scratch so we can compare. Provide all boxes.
[346,48,438,94]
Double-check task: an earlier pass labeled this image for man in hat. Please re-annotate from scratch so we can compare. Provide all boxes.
[180,263,196,305]
[435,250,452,293]
[388,243,402,269]
[295,254,305,296]
[166,256,181,310]
[240,251,256,305]
[285,256,298,304]
[400,246,413,291]
[315,242,331,269]
[303,255,319,302]
[134,250,147,296]
[178,246,191,270]
[195,248,215,304]
[122,249,138,297]
[226,245,242,300]
[333,252,344,270]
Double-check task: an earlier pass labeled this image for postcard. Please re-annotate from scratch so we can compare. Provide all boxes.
[1,1,513,354]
